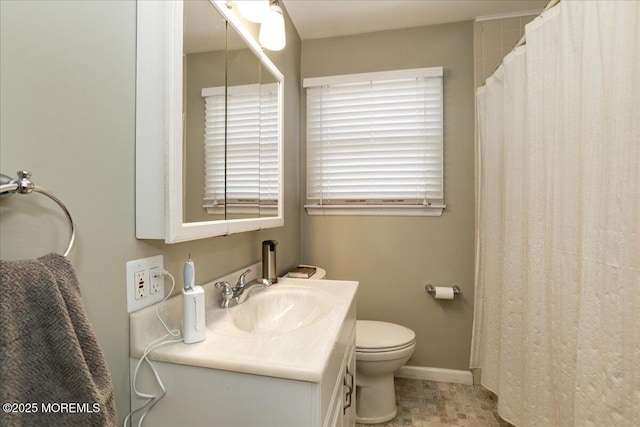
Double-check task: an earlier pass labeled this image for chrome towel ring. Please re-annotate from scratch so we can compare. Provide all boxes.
[0,170,76,257]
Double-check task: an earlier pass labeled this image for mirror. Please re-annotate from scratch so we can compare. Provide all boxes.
[224,20,262,220]
[184,0,282,223]
[135,0,284,242]
[183,0,227,223]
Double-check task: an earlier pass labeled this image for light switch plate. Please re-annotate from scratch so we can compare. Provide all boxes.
[126,255,165,313]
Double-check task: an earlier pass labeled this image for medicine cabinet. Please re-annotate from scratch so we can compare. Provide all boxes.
[135,0,284,243]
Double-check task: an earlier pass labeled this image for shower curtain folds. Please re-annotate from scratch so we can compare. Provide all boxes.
[471,1,640,426]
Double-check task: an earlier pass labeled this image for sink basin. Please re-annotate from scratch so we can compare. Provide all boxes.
[130,268,359,382]
[232,286,330,335]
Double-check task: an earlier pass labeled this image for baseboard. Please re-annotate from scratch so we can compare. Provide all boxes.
[395,365,473,385]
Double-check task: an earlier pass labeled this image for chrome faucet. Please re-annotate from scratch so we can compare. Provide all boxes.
[214,268,274,308]
[234,268,252,293]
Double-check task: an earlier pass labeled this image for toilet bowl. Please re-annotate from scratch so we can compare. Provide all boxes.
[355,320,416,424]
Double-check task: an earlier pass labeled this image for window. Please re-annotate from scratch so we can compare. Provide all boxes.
[202,83,278,215]
[304,67,444,216]
[202,86,225,210]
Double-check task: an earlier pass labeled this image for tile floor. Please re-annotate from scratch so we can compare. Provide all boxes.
[356,378,514,427]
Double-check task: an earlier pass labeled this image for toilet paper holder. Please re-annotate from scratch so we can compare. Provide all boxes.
[425,284,462,297]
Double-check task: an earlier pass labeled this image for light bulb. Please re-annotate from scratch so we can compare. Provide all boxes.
[259,4,286,51]
[235,0,269,23]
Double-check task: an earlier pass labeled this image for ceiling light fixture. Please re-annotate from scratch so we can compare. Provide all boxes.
[258,0,286,51]
[235,0,270,23]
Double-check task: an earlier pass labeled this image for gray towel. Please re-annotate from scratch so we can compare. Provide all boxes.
[0,254,117,427]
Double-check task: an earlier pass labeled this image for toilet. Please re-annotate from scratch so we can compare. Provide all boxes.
[295,266,415,423]
[355,320,416,424]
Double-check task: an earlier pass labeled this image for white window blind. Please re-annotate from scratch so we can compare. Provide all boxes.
[202,83,278,214]
[203,86,225,208]
[304,67,444,216]
[258,85,279,208]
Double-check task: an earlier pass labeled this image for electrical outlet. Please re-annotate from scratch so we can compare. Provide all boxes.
[149,267,164,295]
[135,270,148,299]
[126,255,165,313]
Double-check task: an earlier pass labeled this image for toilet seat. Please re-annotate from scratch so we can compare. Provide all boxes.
[357,341,415,353]
[356,320,416,353]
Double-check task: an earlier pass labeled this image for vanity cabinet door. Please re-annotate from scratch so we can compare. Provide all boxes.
[324,342,349,426]
[321,307,356,427]
[342,345,356,427]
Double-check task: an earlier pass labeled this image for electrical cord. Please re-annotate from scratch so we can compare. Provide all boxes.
[123,270,182,427]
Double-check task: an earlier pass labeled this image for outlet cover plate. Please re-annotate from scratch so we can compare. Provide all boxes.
[126,255,165,313]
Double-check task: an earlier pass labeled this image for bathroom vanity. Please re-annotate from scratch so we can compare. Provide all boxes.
[129,265,357,426]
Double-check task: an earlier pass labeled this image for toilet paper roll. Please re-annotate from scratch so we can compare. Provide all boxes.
[434,286,455,300]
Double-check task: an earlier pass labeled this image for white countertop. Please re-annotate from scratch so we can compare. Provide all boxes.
[130,265,357,383]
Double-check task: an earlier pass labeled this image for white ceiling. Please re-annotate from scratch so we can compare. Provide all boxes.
[282,0,549,40]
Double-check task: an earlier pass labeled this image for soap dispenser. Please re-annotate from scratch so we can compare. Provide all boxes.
[261,240,278,285]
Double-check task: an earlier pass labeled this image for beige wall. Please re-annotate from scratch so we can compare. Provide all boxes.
[300,22,476,370]
[0,1,301,423]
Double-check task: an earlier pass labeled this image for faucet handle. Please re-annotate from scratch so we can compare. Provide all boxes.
[215,281,233,296]
[215,281,236,308]
[237,269,251,287]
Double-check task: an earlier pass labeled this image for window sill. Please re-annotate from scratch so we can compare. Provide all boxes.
[304,205,444,217]
[205,205,277,216]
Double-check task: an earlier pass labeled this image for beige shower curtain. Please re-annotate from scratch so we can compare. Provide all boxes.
[472,1,640,426]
